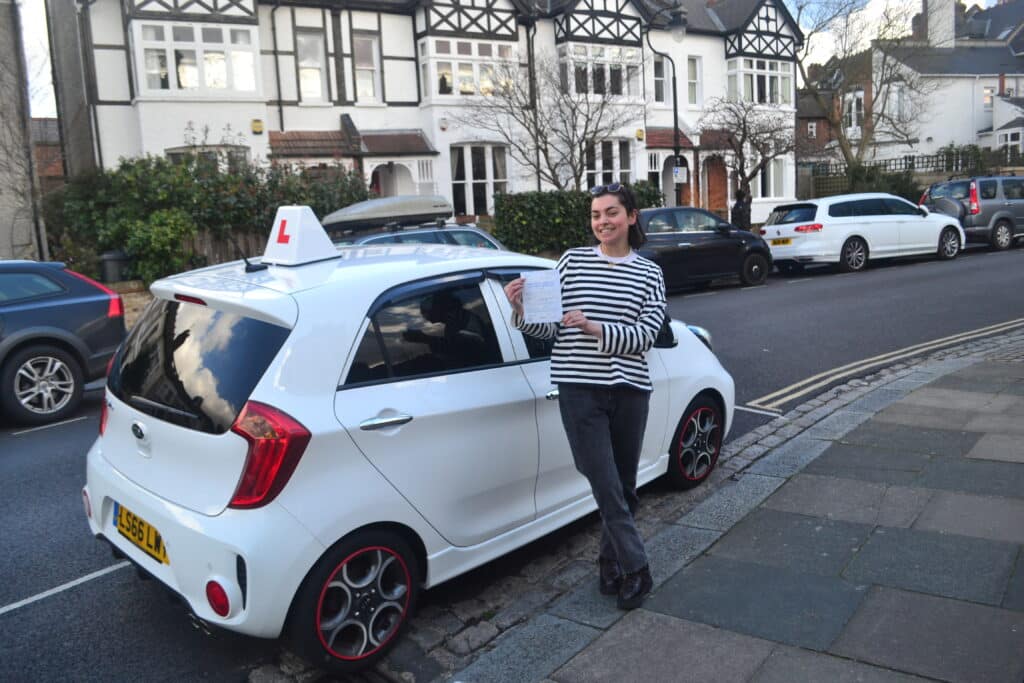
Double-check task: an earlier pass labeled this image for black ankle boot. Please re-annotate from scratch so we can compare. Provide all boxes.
[617,565,652,609]
[598,557,622,595]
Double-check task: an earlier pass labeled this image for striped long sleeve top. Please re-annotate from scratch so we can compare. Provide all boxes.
[513,247,667,391]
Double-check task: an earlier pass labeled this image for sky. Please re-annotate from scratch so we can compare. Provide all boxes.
[18,0,1005,119]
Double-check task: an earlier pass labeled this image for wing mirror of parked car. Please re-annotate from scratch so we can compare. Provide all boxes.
[717,223,732,233]
[918,206,929,217]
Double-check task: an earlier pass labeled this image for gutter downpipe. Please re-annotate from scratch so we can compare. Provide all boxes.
[76,0,102,170]
[528,20,540,191]
[271,2,285,131]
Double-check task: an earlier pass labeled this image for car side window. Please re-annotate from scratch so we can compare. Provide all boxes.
[850,199,889,217]
[947,182,970,200]
[0,272,64,303]
[397,232,444,245]
[362,234,401,245]
[645,212,677,234]
[345,282,503,385]
[979,180,998,199]
[883,198,920,216]
[449,230,497,249]
[679,211,720,232]
[828,201,855,218]
[1002,179,1024,200]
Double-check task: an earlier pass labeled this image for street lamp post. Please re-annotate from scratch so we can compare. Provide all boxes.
[642,7,688,188]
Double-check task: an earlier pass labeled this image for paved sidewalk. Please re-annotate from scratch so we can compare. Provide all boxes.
[452,346,1024,682]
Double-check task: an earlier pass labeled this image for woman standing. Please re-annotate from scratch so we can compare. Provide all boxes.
[503,184,667,609]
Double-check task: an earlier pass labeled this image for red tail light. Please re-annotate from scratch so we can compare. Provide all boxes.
[99,400,109,436]
[174,294,207,306]
[918,189,929,206]
[229,402,311,509]
[66,269,123,319]
[759,228,767,235]
[206,581,230,617]
[794,223,824,233]
[968,181,980,215]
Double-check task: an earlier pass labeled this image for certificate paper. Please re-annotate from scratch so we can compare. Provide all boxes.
[522,270,563,323]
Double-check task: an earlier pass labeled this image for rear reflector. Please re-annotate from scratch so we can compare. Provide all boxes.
[174,294,207,306]
[794,223,824,233]
[99,399,109,436]
[229,402,311,509]
[66,269,124,319]
[82,488,92,519]
[206,581,230,617]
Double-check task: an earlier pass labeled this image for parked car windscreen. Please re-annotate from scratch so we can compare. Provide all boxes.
[765,204,817,225]
[108,299,290,434]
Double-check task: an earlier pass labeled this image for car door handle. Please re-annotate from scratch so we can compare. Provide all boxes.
[546,389,559,400]
[677,242,692,247]
[360,414,413,430]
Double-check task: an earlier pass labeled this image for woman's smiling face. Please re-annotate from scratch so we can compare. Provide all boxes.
[590,193,637,254]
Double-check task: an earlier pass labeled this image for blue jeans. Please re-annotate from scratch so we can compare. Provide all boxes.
[557,383,650,574]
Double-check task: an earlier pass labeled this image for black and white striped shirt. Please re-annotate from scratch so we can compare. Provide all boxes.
[513,247,667,391]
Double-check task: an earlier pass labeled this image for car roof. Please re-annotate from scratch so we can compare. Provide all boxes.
[777,193,904,208]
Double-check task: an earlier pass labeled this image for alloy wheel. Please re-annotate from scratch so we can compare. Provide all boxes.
[843,240,866,271]
[14,355,75,415]
[994,224,1012,250]
[677,407,721,481]
[941,230,960,258]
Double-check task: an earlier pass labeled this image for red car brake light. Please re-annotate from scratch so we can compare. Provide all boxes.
[968,181,980,215]
[65,269,124,319]
[794,223,824,233]
[229,402,311,509]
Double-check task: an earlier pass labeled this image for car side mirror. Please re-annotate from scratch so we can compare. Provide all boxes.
[717,223,732,233]
[918,206,929,217]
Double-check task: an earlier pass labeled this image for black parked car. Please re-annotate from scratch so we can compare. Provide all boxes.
[637,207,773,290]
[0,261,125,425]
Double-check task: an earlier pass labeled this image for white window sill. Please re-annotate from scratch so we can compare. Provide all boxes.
[353,102,388,108]
[134,94,265,104]
[298,101,335,108]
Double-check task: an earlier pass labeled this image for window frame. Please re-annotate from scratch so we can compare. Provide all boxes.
[296,28,329,103]
[353,32,382,103]
[451,143,509,216]
[726,57,792,106]
[424,38,516,99]
[561,43,642,99]
[133,22,260,97]
[686,56,701,107]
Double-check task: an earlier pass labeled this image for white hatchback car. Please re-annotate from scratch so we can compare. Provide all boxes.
[83,206,735,675]
[762,192,965,274]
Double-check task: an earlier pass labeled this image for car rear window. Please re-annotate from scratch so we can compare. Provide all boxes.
[108,299,290,434]
[765,204,817,225]
[931,181,969,200]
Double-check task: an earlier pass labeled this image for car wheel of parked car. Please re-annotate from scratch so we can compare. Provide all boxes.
[666,394,723,490]
[938,227,961,260]
[740,253,769,286]
[0,344,84,425]
[991,221,1013,250]
[288,530,419,676]
[838,237,868,273]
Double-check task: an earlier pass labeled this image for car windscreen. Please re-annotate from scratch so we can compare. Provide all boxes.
[765,204,817,225]
[107,299,290,434]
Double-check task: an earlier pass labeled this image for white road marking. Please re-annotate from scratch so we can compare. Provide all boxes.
[12,416,90,436]
[785,279,812,284]
[0,562,129,617]
[736,405,784,417]
[685,291,717,298]
[748,317,1024,411]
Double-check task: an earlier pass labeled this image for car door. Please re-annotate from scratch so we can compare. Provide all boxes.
[884,196,933,253]
[641,210,689,289]
[482,276,668,518]
[851,198,898,257]
[334,274,539,547]
[674,209,744,279]
[1001,178,1024,227]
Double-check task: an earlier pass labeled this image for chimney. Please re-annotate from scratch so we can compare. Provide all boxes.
[925,0,956,48]
[999,73,1006,96]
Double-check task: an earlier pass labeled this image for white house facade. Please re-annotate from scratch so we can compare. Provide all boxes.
[47,0,802,223]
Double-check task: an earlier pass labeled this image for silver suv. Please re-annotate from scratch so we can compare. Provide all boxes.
[922,176,1024,250]
[322,195,505,250]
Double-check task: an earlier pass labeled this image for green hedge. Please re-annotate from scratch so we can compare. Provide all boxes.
[494,180,664,255]
[44,154,371,282]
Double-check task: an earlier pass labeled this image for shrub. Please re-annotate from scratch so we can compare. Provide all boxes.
[124,208,198,283]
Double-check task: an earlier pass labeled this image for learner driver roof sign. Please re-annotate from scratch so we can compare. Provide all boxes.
[262,206,339,266]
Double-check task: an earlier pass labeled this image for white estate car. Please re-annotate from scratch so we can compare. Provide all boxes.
[83,206,734,675]
[763,193,966,274]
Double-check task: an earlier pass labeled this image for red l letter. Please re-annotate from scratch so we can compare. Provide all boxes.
[276,219,291,244]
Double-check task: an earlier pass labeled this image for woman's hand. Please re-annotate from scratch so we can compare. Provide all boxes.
[562,309,603,339]
[503,277,525,316]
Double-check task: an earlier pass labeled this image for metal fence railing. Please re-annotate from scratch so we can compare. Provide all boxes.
[811,148,1024,177]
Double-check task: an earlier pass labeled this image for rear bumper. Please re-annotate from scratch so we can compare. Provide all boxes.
[768,242,836,264]
[84,440,324,638]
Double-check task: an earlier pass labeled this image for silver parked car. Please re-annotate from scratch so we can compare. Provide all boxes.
[921,176,1024,250]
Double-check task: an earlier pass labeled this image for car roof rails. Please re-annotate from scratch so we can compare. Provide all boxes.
[321,195,454,234]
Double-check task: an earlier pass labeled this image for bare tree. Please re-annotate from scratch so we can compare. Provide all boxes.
[697,97,795,201]
[447,52,645,191]
[792,0,937,165]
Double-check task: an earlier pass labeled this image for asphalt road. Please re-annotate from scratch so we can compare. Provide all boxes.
[2,243,1023,680]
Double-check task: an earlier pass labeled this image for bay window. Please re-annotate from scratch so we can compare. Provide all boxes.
[451,144,508,216]
[726,58,793,106]
[751,158,787,199]
[423,39,514,99]
[561,44,641,98]
[585,140,632,188]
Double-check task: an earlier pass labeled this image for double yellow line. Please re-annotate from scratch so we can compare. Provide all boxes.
[747,318,1024,412]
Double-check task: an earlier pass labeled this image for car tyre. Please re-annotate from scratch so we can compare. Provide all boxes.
[0,344,84,425]
[991,221,1013,250]
[740,253,769,286]
[665,394,723,490]
[938,227,960,260]
[838,237,868,273]
[287,530,419,676]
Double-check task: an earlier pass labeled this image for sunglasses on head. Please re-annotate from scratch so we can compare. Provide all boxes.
[589,182,625,196]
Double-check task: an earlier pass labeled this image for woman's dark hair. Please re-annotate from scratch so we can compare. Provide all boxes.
[590,183,646,249]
